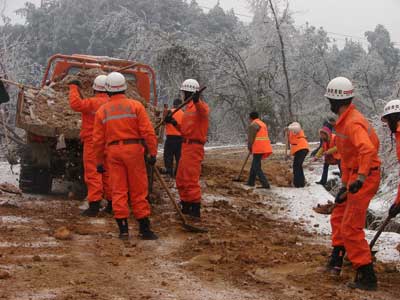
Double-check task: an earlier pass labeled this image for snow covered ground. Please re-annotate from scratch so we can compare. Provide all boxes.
[260,161,400,267]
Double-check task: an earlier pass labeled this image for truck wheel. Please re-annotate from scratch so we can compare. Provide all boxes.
[19,147,53,194]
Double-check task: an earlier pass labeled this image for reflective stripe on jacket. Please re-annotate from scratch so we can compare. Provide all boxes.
[251,119,272,155]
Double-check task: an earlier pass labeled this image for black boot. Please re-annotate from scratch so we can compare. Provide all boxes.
[81,201,100,217]
[190,203,201,218]
[348,263,377,291]
[116,218,129,240]
[103,200,113,214]
[138,218,158,240]
[326,246,345,276]
[181,201,191,215]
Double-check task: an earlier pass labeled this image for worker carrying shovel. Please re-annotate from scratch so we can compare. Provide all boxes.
[324,77,381,291]
[168,79,209,219]
[381,100,400,218]
[246,112,272,189]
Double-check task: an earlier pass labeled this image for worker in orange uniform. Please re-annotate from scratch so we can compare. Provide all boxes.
[381,100,400,218]
[287,122,309,187]
[325,77,381,291]
[69,75,112,217]
[313,126,341,186]
[92,72,158,240]
[162,98,184,177]
[247,111,273,189]
[172,79,209,219]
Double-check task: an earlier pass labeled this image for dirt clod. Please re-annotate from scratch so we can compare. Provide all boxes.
[0,270,10,280]
[54,226,72,240]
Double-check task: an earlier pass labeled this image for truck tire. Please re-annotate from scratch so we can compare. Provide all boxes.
[19,146,53,194]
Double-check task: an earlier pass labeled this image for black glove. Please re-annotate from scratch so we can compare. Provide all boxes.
[310,148,319,157]
[96,164,105,174]
[68,79,82,88]
[192,91,200,103]
[164,111,178,126]
[348,179,363,194]
[335,187,347,204]
[389,203,400,218]
[146,156,156,166]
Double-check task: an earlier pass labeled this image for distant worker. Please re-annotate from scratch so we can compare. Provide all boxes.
[314,126,341,186]
[381,100,400,218]
[325,77,380,291]
[310,117,336,157]
[162,98,184,177]
[93,72,158,240]
[69,75,112,217]
[287,122,309,187]
[172,79,209,219]
[246,111,273,189]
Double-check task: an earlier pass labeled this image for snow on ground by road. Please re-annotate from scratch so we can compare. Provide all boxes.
[258,160,400,267]
[0,162,19,186]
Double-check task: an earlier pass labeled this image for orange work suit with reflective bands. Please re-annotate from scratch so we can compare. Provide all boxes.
[176,100,209,203]
[252,119,273,159]
[330,104,381,269]
[92,94,157,220]
[69,85,111,202]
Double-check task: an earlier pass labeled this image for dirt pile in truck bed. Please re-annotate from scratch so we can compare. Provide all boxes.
[19,68,154,139]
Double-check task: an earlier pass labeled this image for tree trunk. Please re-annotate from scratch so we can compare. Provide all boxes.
[268,0,294,121]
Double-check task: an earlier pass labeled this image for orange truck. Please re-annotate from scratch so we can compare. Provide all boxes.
[13,54,161,195]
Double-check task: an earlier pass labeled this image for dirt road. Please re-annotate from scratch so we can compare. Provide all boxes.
[0,148,399,299]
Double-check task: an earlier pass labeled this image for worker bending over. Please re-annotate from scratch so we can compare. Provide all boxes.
[69,75,112,217]
[247,111,273,189]
[162,98,184,177]
[287,122,309,187]
[381,100,400,219]
[325,77,380,291]
[93,72,158,240]
[314,126,341,186]
[167,79,209,219]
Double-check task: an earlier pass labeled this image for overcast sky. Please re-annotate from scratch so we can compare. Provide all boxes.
[2,0,400,46]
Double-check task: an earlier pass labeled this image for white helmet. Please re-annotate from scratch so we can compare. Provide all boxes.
[105,72,127,92]
[382,99,400,120]
[288,122,301,133]
[325,77,354,100]
[180,79,200,93]
[92,75,107,92]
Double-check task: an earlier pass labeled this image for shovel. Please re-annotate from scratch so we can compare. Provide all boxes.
[233,152,251,182]
[369,215,392,252]
[154,86,207,131]
[153,167,208,233]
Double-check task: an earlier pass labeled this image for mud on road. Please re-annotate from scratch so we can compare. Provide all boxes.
[0,148,399,300]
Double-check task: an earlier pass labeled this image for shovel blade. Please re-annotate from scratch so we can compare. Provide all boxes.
[183,223,208,233]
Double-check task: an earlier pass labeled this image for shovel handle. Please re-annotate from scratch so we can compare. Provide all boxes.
[236,152,251,181]
[154,86,207,131]
[369,215,392,250]
[153,167,189,224]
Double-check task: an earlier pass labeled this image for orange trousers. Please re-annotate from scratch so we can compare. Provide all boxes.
[83,140,112,202]
[176,143,204,203]
[330,169,380,269]
[107,144,150,220]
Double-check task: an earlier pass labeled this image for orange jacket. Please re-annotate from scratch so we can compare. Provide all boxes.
[92,94,157,164]
[322,134,341,161]
[166,108,184,136]
[251,119,272,155]
[289,130,309,155]
[335,104,380,184]
[180,100,209,143]
[69,85,108,141]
